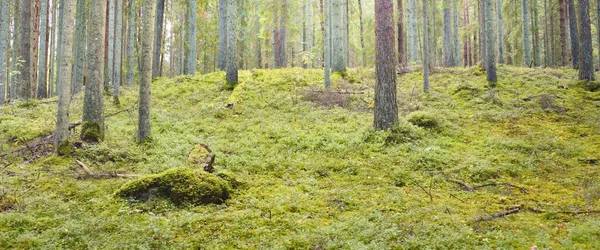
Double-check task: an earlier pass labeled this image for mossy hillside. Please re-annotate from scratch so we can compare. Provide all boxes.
[0,67,598,248]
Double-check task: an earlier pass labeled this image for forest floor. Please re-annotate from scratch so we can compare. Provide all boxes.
[1,66,599,249]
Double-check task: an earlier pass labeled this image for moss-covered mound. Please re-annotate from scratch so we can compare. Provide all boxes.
[187,144,213,170]
[116,168,230,206]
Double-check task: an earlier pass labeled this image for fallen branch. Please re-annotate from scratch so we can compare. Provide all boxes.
[447,178,528,193]
[474,206,521,222]
[525,206,600,216]
[303,90,366,95]
[578,159,599,165]
[75,159,140,179]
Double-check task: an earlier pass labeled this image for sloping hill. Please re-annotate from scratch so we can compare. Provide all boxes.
[1,66,599,248]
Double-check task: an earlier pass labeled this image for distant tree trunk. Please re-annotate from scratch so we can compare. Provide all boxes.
[332,0,344,72]
[497,0,504,64]
[486,0,497,83]
[48,0,57,97]
[55,0,75,154]
[152,0,165,77]
[397,0,406,67]
[254,2,261,69]
[71,0,86,95]
[185,0,196,75]
[108,0,115,91]
[324,0,331,87]
[32,0,40,97]
[343,0,350,67]
[127,0,135,84]
[81,0,106,142]
[138,0,155,143]
[532,0,541,66]
[544,0,550,66]
[374,0,398,130]
[277,0,288,68]
[597,0,600,69]
[479,0,487,68]
[463,0,471,66]
[422,0,429,92]
[226,0,238,84]
[12,0,21,100]
[36,0,50,99]
[358,0,367,67]
[407,0,419,62]
[453,0,460,66]
[522,0,531,66]
[567,0,579,68]
[549,0,556,66]
[443,0,454,67]
[218,0,227,70]
[19,0,31,99]
[559,0,567,66]
[303,0,309,68]
[0,0,8,104]
[113,0,123,104]
[577,0,594,80]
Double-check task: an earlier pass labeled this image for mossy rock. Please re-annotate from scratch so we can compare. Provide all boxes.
[116,168,230,206]
[187,144,214,171]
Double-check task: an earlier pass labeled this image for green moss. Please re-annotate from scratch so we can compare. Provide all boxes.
[115,167,230,206]
[407,111,442,130]
[385,121,424,144]
[187,144,211,167]
[215,170,244,189]
[577,80,600,92]
[80,121,104,143]
[56,140,72,156]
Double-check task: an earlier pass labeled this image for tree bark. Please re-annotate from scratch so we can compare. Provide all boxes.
[127,0,135,84]
[358,0,367,67]
[185,0,196,75]
[19,0,32,99]
[226,0,238,84]
[486,0,497,82]
[577,0,594,80]
[497,0,504,64]
[422,0,429,92]
[55,0,76,153]
[522,0,532,66]
[138,0,156,142]
[0,0,8,104]
[218,0,227,70]
[567,0,579,68]
[324,0,331,88]
[152,0,166,77]
[559,0,567,66]
[443,0,454,67]
[113,0,123,104]
[374,0,398,130]
[397,0,406,67]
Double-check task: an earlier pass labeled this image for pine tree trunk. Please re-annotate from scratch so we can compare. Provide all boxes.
[32,0,40,97]
[113,0,123,104]
[559,0,567,66]
[397,0,406,67]
[522,0,531,66]
[36,0,49,98]
[127,0,135,84]
[332,0,344,72]
[278,0,288,68]
[422,0,429,92]
[567,0,579,68]
[407,0,418,62]
[497,0,504,64]
[48,0,57,97]
[11,0,21,100]
[108,0,115,91]
[138,0,155,142]
[218,0,227,70]
[443,0,454,67]
[374,0,398,130]
[55,0,76,153]
[577,0,594,80]
[81,0,106,142]
[226,0,238,84]
[453,0,460,66]
[324,0,331,88]
[486,0,497,82]
[358,0,367,67]
[0,0,8,104]
[185,0,196,75]
[152,0,165,77]
[463,0,471,66]
[544,0,550,66]
[532,0,541,66]
[479,0,487,68]
[597,0,600,69]
[19,0,31,99]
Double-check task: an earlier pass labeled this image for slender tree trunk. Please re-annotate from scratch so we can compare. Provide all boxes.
[443,0,454,67]
[226,0,238,84]
[218,0,227,70]
[549,0,555,66]
[522,0,532,66]
[453,0,460,66]
[32,0,40,97]
[81,0,106,142]
[127,0,135,84]
[138,0,155,142]
[407,0,419,62]
[358,0,367,67]
[254,2,261,69]
[486,0,497,82]
[463,0,471,66]
[48,0,57,97]
[113,0,123,104]
[544,0,549,66]
[332,0,344,72]
[37,0,50,98]
[532,0,541,66]
[108,0,115,91]
[19,0,31,99]
[152,0,165,77]
[324,0,331,87]
[55,0,75,154]
[0,0,8,104]
[11,0,21,100]
[422,0,429,92]
[567,0,579,68]
[185,0,196,75]
[497,0,504,64]
[374,0,398,130]
[278,0,288,68]
[597,0,600,69]
[397,0,406,67]
[577,0,594,80]
[479,0,487,68]
[559,0,567,66]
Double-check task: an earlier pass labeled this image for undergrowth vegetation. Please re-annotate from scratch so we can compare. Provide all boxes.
[0,66,599,248]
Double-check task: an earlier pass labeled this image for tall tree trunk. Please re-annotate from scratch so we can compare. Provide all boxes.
[497,0,504,64]
[37,0,50,98]
[597,0,600,69]
[532,0,541,66]
[324,0,331,88]
[277,0,288,68]
[343,0,350,67]
[127,0,135,84]
[374,0,398,130]
[559,0,567,66]
[19,0,31,99]
[463,0,471,66]
[113,0,123,104]
[71,0,86,94]
[108,0,115,92]
[138,0,155,142]
[549,0,556,66]
[567,0,579,68]
[522,0,532,66]
[422,0,429,92]
[81,0,106,142]
[332,0,344,72]
[226,0,238,84]
[54,0,75,154]
[358,0,367,67]
[254,2,261,69]
[218,0,227,70]
[486,0,497,82]
[48,0,57,97]
[152,0,165,77]
[443,0,454,67]
[397,0,406,67]
[453,0,460,66]
[0,0,8,104]
[479,0,487,68]
[577,0,594,80]
[185,0,196,75]
[544,0,549,66]
[32,0,40,97]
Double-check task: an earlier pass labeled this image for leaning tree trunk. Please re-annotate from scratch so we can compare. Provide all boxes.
[81,0,107,143]
[226,0,238,84]
[577,0,594,81]
[55,0,76,154]
[567,0,579,69]
[138,0,156,142]
[374,0,398,130]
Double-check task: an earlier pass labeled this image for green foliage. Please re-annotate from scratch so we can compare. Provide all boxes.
[407,111,443,130]
[80,121,104,142]
[116,167,230,206]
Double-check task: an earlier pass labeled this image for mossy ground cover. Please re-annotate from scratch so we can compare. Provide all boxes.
[0,66,599,249]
